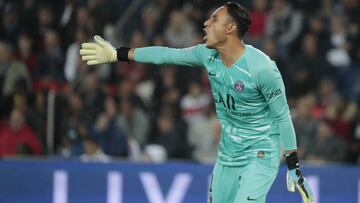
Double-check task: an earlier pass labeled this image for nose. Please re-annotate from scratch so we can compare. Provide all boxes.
[204,18,210,27]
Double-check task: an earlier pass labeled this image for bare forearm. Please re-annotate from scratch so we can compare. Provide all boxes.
[128,48,135,61]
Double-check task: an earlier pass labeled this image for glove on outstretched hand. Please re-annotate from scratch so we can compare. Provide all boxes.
[80,35,117,65]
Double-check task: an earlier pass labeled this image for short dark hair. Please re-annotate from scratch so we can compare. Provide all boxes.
[224,2,252,38]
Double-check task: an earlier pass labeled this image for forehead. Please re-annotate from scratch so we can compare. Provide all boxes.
[211,6,228,19]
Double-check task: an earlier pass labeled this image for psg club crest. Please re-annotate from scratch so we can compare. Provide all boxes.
[234,81,244,92]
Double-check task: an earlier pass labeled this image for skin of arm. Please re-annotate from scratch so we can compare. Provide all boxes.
[128,48,135,61]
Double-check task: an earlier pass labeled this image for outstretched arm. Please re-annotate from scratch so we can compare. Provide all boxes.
[80,35,205,67]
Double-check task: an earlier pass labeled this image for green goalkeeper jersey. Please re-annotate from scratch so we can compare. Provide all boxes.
[134,44,297,166]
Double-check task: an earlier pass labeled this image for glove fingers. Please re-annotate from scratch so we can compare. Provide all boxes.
[286,172,295,192]
[82,55,97,61]
[81,43,97,49]
[295,184,312,203]
[303,180,314,201]
[87,60,99,65]
[79,49,96,56]
[287,181,295,192]
[94,35,108,47]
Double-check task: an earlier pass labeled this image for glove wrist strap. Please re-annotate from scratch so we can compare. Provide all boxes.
[116,47,130,61]
[285,151,299,170]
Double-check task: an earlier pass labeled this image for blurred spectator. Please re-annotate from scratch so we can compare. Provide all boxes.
[160,87,182,120]
[64,28,88,82]
[78,70,106,121]
[0,41,31,97]
[36,30,65,82]
[59,90,91,156]
[293,94,318,158]
[80,137,110,162]
[75,7,95,37]
[10,81,29,114]
[248,0,268,45]
[164,10,197,47]
[141,3,162,41]
[0,3,20,47]
[115,78,146,110]
[324,95,358,142]
[305,120,347,163]
[266,0,303,56]
[287,66,313,100]
[297,32,327,78]
[342,0,360,66]
[87,0,118,32]
[116,97,149,147]
[153,67,180,113]
[326,15,351,69]
[313,78,339,119]
[58,0,78,49]
[288,33,329,98]
[26,90,47,153]
[0,109,42,156]
[305,14,331,54]
[153,109,187,158]
[180,81,210,124]
[14,33,38,81]
[19,0,39,38]
[36,5,56,45]
[135,79,155,108]
[187,103,220,163]
[90,97,128,157]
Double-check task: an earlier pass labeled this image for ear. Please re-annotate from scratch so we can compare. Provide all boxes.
[226,23,237,35]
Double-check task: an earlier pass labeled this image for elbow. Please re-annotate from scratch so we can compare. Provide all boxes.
[152,47,170,65]
[274,106,292,123]
[276,114,292,123]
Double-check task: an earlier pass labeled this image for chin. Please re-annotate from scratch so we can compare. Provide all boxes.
[205,41,215,49]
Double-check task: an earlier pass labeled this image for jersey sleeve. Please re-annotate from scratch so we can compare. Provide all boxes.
[134,44,207,67]
[256,61,297,151]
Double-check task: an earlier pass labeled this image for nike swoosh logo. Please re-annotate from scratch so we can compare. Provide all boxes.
[247,197,257,201]
[208,71,216,76]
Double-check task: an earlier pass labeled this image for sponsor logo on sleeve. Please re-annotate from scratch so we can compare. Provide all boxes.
[266,89,281,99]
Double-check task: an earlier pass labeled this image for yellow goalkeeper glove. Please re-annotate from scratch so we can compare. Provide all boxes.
[79,35,117,65]
[286,152,314,203]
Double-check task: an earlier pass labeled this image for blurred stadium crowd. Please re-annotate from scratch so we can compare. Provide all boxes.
[0,0,359,164]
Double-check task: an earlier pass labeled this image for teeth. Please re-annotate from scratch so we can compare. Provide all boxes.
[203,29,207,41]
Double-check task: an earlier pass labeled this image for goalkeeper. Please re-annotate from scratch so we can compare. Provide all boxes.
[80,2,314,203]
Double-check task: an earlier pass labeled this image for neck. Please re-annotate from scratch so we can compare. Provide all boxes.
[217,38,245,67]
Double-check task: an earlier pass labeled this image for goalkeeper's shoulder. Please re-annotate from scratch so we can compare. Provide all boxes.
[190,43,217,61]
